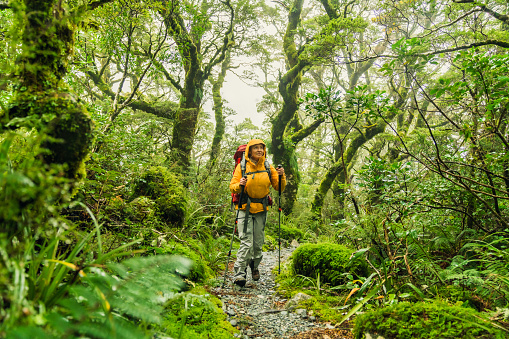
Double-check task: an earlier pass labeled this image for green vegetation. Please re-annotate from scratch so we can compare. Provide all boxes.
[352,301,506,339]
[2,0,509,337]
[291,243,367,286]
[157,287,238,339]
[159,242,214,283]
[132,166,187,226]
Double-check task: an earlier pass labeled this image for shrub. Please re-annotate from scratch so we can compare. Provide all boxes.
[132,166,186,226]
[352,301,506,339]
[430,285,488,311]
[161,242,213,282]
[280,225,306,241]
[291,243,367,286]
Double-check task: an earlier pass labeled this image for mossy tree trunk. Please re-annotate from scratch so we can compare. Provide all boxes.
[3,0,112,181]
[311,123,386,217]
[207,51,230,169]
[271,0,324,214]
[159,0,234,174]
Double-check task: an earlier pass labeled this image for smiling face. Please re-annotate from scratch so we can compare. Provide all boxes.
[249,144,265,162]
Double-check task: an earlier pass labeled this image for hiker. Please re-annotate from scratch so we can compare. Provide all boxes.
[229,139,286,287]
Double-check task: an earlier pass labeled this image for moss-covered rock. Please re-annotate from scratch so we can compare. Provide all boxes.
[352,301,505,339]
[132,166,186,226]
[429,285,489,312]
[160,287,238,338]
[291,243,367,286]
[125,196,156,222]
[162,242,213,282]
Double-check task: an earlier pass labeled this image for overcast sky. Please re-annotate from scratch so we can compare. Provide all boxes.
[201,68,268,128]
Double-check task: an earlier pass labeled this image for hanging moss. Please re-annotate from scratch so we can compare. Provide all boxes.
[132,166,186,226]
[352,301,506,339]
[291,243,367,286]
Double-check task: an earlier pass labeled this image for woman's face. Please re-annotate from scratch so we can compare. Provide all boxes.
[250,144,264,161]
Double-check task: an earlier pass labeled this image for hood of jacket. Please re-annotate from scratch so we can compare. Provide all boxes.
[245,139,266,164]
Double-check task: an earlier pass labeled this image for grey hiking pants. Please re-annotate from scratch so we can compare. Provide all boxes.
[233,210,267,280]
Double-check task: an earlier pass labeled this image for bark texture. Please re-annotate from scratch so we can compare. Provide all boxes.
[5,0,95,181]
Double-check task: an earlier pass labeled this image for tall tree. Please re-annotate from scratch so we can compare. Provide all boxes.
[159,0,234,173]
[270,0,366,213]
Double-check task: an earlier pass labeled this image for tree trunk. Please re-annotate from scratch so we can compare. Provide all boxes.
[311,124,386,218]
[207,51,230,169]
[271,0,309,214]
[6,0,94,181]
[160,0,233,174]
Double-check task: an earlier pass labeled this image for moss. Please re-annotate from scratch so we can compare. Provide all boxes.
[429,285,488,312]
[352,301,506,339]
[132,166,186,226]
[159,286,238,339]
[103,195,126,221]
[7,90,94,182]
[43,103,94,181]
[263,234,277,251]
[280,225,305,241]
[124,196,156,223]
[291,243,368,286]
[161,242,213,283]
[300,295,348,324]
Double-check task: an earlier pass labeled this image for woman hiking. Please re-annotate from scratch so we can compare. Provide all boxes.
[229,139,286,287]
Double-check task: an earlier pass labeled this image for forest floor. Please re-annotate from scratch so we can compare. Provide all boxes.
[210,245,353,339]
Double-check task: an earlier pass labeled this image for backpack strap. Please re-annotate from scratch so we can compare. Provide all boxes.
[241,195,269,233]
[245,159,271,179]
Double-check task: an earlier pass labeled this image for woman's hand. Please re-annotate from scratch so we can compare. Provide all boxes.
[276,166,285,176]
[239,176,247,186]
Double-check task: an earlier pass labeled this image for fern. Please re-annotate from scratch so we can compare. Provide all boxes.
[8,255,191,338]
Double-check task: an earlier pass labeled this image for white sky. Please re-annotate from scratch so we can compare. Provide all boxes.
[220,71,267,127]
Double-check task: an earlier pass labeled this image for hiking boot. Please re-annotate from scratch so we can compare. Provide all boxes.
[249,261,260,281]
[252,268,260,281]
[234,277,246,287]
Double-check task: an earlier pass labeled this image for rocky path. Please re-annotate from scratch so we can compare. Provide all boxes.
[210,246,353,339]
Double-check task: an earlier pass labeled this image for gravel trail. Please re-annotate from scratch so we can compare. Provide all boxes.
[210,246,353,339]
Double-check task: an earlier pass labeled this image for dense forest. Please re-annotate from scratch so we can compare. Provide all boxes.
[1,0,509,338]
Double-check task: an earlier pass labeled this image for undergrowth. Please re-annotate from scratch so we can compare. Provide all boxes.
[156,287,238,339]
[352,300,507,339]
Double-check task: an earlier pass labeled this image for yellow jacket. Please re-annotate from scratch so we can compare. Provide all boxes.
[230,139,286,213]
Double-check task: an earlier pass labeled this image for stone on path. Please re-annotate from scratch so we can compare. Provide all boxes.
[285,292,313,309]
[295,308,307,318]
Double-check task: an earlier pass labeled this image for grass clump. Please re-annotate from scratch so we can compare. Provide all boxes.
[266,224,307,243]
[300,295,348,324]
[291,243,367,286]
[263,234,277,251]
[352,300,506,339]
